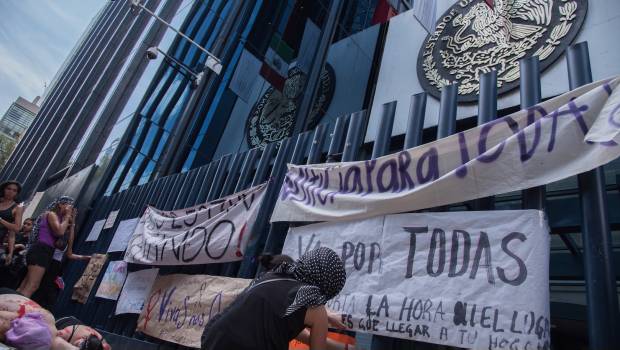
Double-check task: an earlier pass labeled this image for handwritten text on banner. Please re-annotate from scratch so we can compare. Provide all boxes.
[137,274,250,348]
[271,77,620,222]
[282,210,550,349]
[125,183,267,265]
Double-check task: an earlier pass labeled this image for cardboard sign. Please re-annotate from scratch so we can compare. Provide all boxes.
[108,218,140,253]
[85,220,105,242]
[282,210,551,349]
[104,210,119,229]
[115,268,159,315]
[125,184,267,265]
[95,261,128,300]
[272,77,620,222]
[72,254,108,303]
[137,274,250,348]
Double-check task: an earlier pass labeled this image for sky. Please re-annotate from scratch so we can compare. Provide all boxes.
[0,0,103,114]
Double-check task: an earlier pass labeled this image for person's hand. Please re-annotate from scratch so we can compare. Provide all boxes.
[61,205,73,216]
[4,254,12,266]
[327,310,346,329]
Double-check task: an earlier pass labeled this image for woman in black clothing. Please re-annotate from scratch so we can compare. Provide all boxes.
[1,218,33,289]
[201,247,348,350]
[0,181,24,266]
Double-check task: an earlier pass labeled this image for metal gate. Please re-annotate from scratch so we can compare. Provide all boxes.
[54,42,620,349]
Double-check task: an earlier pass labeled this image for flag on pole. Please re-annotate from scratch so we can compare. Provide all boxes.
[413,0,438,34]
[260,33,294,91]
[371,0,398,25]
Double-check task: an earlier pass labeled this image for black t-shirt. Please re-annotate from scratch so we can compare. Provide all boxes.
[201,273,307,350]
[14,232,29,245]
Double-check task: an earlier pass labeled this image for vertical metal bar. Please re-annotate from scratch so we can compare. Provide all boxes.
[404,93,427,149]
[261,132,311,258]
[371,101,397,159]
[207,155,232,201]
[307,124,327,164]
[163,173,186,210]
[437,84,458,138]
[130,184,149,217]
[220,152,247,196]
[474,71,498,210]
[195,160,219,203]
[251,143,277,187]
[291,0,344,136]
[154,177,173,208]
[368,103,398,350]
[289,132,312,165]
[372,84,457,350]
[184,165,208,206]
[567,41,620,349]
[238,138,293,278]
[520,56,546,210]
[327,116,349,162]
[342,110,365,162]
[234,148,260,192]
[173,168,199,208]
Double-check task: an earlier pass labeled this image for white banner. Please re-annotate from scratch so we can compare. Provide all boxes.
[282,210,550,349]
[272,77,620,222]
[116,268,159,315]
[124,183,267,265]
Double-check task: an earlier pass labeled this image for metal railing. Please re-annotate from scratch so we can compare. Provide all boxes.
[54,42,620,349]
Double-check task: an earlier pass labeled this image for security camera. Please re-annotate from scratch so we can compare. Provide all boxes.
[146,47,158,60]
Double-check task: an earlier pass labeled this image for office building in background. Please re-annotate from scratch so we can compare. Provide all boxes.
[0,96,40,141]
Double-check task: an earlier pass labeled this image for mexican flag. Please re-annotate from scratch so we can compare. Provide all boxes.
[260,33,295,91]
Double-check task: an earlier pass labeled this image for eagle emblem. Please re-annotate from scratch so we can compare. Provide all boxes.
[417,0,587,102]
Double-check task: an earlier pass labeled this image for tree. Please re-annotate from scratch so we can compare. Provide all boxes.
[0,134,17,172]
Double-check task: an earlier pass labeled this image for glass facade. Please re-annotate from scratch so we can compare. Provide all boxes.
[103,0,387,193]
[101,0,210,193]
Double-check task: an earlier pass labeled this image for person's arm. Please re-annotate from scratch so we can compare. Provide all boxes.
[303,305,329,350]
[296,328,354,350]
[47,211,71,237]
[4,231,15,265]
[0,205,23,232]
[65,221,90,261]
[51,336,80,350]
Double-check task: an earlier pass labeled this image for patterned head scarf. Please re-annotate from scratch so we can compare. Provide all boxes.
[29,196,75,245]
[273,247,346,316]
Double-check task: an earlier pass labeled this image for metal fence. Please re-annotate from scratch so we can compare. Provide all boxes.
[54,42,620,349]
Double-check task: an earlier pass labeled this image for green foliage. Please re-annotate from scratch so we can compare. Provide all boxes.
[0,134,17,171]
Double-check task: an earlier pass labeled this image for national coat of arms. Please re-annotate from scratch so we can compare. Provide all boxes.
[417,0,587,102]
[246,65,335,148]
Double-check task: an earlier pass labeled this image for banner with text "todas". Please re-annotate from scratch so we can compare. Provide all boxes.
[137,274,250,348]
[282,210,550,349]
[125,183,267,265]
[271,77,620,222]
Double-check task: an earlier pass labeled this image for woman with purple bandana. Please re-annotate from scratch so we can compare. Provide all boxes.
[18,196,76,298]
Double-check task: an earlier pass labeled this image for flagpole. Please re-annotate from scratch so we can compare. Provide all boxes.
[129,0,223,74]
